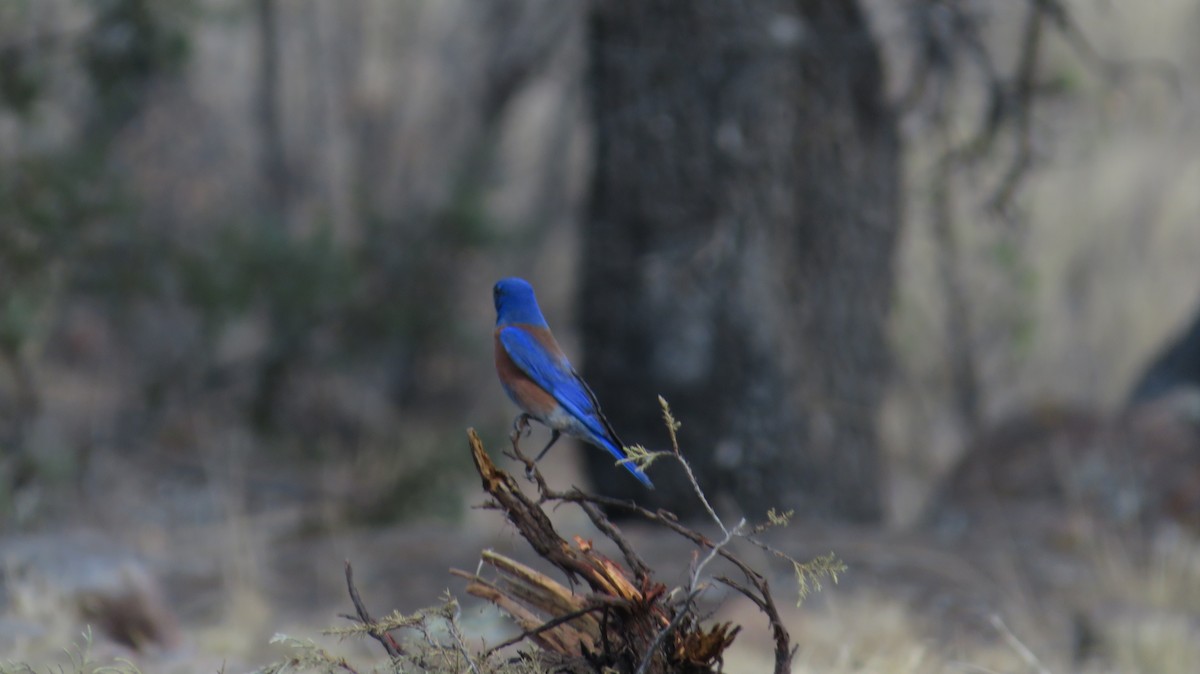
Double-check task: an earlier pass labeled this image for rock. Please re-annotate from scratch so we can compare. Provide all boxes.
[926,392,1200,536]
[1,530,181,653]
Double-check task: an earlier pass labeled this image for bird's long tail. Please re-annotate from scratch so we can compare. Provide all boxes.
[596,436,654,489]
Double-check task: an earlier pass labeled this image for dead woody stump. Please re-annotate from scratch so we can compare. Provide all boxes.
[340,405,840,674]
[453,429,741,673]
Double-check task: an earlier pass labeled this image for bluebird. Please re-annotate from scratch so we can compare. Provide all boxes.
[492,277,654,488]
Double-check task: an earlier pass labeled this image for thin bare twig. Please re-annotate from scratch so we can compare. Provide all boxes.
[715,575,796,669]
[989,1,1042,216]
[1034,0,1180,96]
[990,613,1052,674]
[658,396,727,536]
[576,498,654,583]
[445,603,482,674]
[342,560,402,658]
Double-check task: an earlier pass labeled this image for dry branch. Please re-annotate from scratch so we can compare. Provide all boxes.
[457,426,801,674]
[341,560,402,659]
[463,428,672,670]
[334,421,817,673]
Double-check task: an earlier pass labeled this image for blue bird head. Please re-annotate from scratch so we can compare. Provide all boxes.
[493,277,549,327]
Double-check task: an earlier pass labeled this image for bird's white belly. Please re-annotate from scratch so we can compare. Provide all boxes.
[541,405,590,439]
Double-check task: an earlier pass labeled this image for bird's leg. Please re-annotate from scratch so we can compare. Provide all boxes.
[526,430,561,481]
[534,430,561,463]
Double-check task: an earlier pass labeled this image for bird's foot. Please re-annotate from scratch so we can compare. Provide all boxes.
[511,413,533,438]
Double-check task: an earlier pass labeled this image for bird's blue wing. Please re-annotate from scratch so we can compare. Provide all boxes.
[498,327,602,431]
[499,327,653,488]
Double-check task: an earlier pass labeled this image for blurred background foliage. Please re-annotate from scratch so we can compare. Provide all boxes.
[0,0,1197,529]
[0,0,564,525]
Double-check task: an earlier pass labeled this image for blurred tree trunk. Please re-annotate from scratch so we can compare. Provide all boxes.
[255,0,291,230]
[581,1,899,522]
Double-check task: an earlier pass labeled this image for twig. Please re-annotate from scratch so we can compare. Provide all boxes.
[658,396,728,536]
[988,0,1042,215]
[715,575,795,672]
[990,613,1051,674]
[691,519,745,591]
[575,498,653,583]
[680,454,727,536]
[445,603,482,674]
[342,560,402,658]
[1034,0,1180,97]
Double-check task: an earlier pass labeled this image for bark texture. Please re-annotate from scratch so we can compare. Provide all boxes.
[582,0,899,522]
